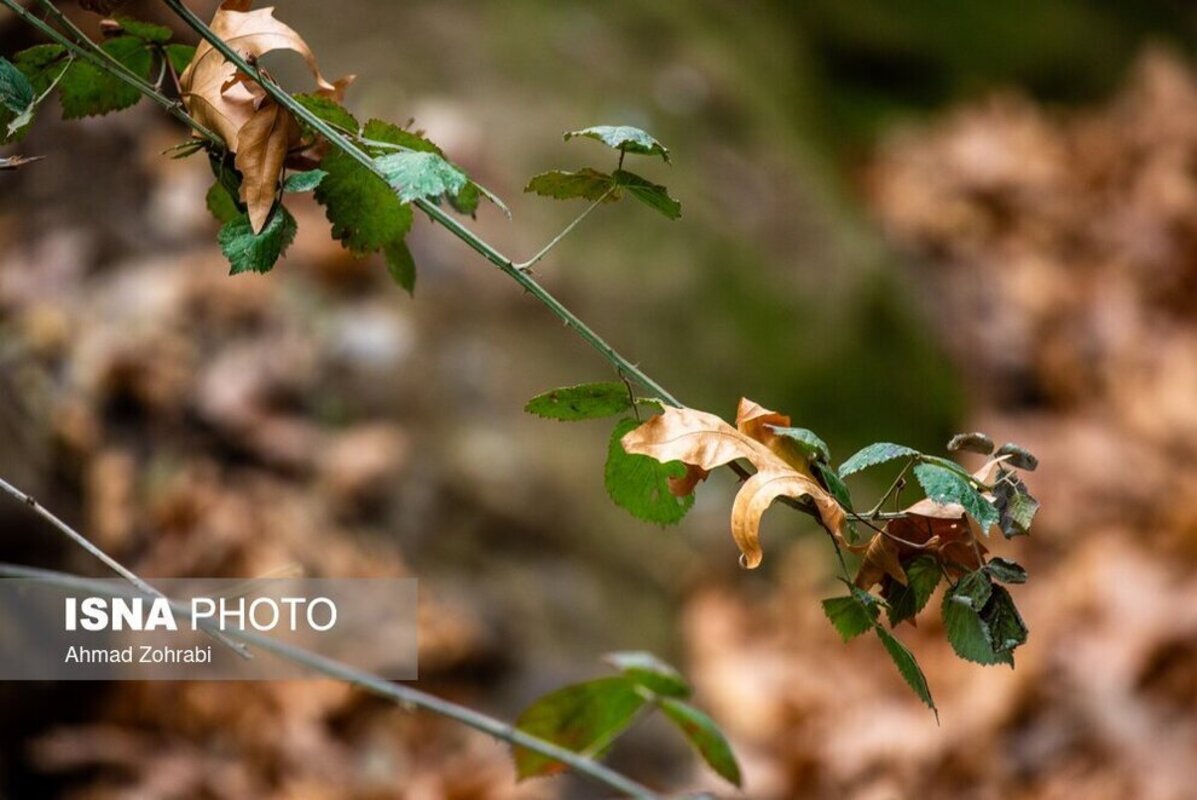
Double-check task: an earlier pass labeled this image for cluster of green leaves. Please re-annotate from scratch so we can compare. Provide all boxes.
[820,431,1039,712]
[525,125,682,220]
[0,18,193,145]
[525,382,694,525]
[514,651,740,787]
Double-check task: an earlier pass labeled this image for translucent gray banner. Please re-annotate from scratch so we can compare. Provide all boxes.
[0,578,417,680]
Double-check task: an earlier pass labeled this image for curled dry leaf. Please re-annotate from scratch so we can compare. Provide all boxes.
[621,398,845,568]
[179,0,348,232]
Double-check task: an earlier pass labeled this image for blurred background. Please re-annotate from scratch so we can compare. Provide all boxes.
[3,0,1197,797]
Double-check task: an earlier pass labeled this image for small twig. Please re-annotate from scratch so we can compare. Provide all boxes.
[0,563,664,800]
[514,186,615,271]
[866,457,915,517]
[0,477,250,659]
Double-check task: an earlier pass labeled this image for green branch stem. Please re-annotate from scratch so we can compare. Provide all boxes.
[0,562,663,800]
[159,0,679,407]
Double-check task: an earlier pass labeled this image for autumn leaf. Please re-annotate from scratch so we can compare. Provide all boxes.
[179,0,346,232]
[620,399,846,568]
[234,100,299,232]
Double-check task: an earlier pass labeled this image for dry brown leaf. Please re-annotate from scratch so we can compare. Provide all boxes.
[621,399,846,568]
[853,532,908,589]
[234,100,300,232]
[179,1,342,231]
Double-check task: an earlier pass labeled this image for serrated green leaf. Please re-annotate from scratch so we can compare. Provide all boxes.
[612,169,681,219]
[917,454,976,481]
[114,17,173,44]
[315,145,413,255]
[0,56,35,143]
[449,180,479,215]
[283,169,327,193]
[513,676,646,779]
[13,45,68,95]
[885,556,941,627]
[383,239,416,295]
[942,571,1012,666]
[605,417,694,525]
[838,442,920,478]
[659,698,742,787]
[164,43,196,77]
[985,557,1027,584]
[294,92,359,134]
[822,591,878,642]
[768,425,830,463]
[947,432,995,455]
[362,118,442,155]
[604,651,691,698]
[525,383,632,421]
[524,168,616,202]
[205,181,240,224]
[375,150,467,203]
[983,584,1028,654]
[59,37,151,119]
[0,57,35,115]
[913,462,999,533]
[564,125,670,162]
[995,442,1038,471]
[217,205,297,275]
[874,625,937,713]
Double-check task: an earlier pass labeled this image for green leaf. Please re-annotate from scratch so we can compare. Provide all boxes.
[994,472,1039,538]
[838,442,920,478]
[205,181,241,224]
[513,676,646,779]
[13,45,68,95]
[564,125,670,162]
[813,461,854,514]
[947,432,995,455]
[374,150,468,203]
[605,417,694,525]
[361,118,442,155]
[217,205,297,275]
[524,168,616,202]
[659,698,742,787]
[164,43,196,77]
[315,145,413,255]
[984,557,1027,584]
[604,651,691,698]
[114,17,173,44]
[874,625,936,713]
[383,239,416,295]
[822,590,878,642]
[942,571,1012,666]
[995,442,1039,471]
[885,556,941,627]
[913,462,999,533]
[916,454,976,481]
[612,169,681,219]
[0,57,35,115]
[294,92,359,134]
[983,585,1028,654]
[525,383,632,422]
[449,180,479,215]
[0,56,35,143]
[58,37,151,119]
[284,169,327,193]
[767,426,830,463]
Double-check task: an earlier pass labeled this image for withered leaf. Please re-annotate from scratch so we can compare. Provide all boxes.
[621,400,845,568]
[180,1,344,232]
